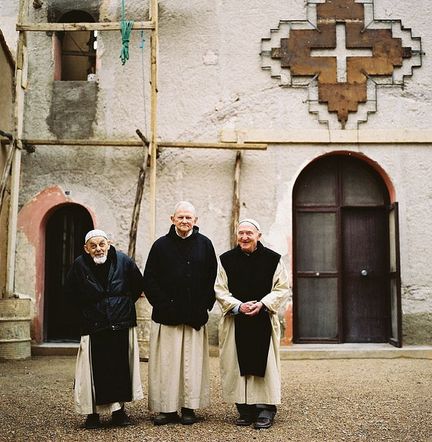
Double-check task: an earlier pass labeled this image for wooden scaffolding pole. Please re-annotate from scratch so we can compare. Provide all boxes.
[230,151,242,248]
[149,0,159,241]
[16,21,154,32]
[128,130,149,259]
[20,138,268,150]
[5,0,26,297]
[0,137,14,210]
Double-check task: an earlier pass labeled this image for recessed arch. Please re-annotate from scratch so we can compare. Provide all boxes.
[292,153,401,344]
[17,186,95,343]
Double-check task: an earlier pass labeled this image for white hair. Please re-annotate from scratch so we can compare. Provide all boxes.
[174,201,196,216]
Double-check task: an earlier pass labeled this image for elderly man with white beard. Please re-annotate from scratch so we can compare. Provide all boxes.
[215,219,289,430]
[65,229,144,429]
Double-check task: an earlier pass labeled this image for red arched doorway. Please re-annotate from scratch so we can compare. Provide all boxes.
[293,154,402,346]
[44,204,93,341]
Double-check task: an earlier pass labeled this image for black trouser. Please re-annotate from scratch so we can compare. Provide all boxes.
[236,403,277,419]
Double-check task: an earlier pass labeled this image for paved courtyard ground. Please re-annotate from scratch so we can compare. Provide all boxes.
[0,355,431,441]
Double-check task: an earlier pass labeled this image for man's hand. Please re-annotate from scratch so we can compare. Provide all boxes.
[240,301,263,316]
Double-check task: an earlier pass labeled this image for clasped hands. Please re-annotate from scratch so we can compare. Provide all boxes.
[239,300,263,316]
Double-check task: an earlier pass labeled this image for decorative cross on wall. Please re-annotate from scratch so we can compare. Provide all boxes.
[261,0,422,128]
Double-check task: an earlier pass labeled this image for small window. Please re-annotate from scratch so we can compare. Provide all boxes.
[53,10,97,81]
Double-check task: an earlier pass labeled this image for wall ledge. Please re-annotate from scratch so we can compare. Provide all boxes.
[221,129,432,145]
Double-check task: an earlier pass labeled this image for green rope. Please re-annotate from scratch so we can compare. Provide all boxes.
[120,0,134,65]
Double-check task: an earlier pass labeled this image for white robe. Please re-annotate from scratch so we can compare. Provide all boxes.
[215,259,290,405]
[148,321,210,412]
[74,327,143,415]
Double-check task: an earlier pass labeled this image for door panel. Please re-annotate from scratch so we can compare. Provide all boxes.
[296,212,337,272]
[389,203,402,347]
[342,160,386,206]
[296,158,337,206]
[342,207,389,342]
[297,277,338,339]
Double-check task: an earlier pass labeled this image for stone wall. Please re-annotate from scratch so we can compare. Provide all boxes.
[0,0,431,345]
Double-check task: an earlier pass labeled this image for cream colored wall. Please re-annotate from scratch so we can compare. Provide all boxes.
[0,0,431,342]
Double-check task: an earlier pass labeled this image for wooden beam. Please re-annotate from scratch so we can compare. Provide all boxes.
[128,130,149,259]
[149,0,159,242]
[159,141,267,150]
[21,138,268,150]
[5,0,26,298]
[230,151,242,248]
[23,138,142,146]
[0,140,15,210]
[16,21,155,32]
[1,138,12,146]
[0,130,13,140]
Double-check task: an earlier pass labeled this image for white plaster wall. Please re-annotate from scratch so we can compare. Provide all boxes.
[1,0,431,132]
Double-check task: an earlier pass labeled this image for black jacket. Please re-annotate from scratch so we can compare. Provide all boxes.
[65,246,143,335]
[143,225,217,330]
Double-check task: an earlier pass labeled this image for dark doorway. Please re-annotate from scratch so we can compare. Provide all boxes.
[44,204,93,341]
[293,155,401,345]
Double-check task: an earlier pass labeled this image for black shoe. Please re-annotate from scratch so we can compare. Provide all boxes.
[111,408,132,427]
[180,408,197,425]
[254,416,273,429]
[154,412,180,426]
[84,413,101,429]
[235,415,255,426]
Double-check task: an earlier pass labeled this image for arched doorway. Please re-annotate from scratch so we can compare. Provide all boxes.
[44,204,93,342]
[293,154,402,346]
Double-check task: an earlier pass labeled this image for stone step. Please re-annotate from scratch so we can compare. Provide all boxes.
[32,343,432,360]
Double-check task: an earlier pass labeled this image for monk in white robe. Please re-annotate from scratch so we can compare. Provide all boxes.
[215,219,289,429]
[65,229,144,429]
[143,201,217,425]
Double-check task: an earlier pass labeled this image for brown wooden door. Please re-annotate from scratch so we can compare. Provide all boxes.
[388,203,402,347]
[342,207,388,342]
[293,155,399,344]
[44,204,93,341]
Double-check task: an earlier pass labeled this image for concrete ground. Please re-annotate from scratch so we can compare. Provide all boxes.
[0,351,431,441]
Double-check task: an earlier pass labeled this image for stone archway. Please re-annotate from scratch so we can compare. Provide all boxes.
[17,186,95,343]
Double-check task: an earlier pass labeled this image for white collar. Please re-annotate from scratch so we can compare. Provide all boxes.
[175,227,193,239]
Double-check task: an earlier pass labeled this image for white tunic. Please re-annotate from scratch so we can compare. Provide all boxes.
[215,259,290,405]
[74,327,143,415]
[148,322,210,412]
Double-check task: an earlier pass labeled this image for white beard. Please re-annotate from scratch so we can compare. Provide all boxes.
[93,255,107,265]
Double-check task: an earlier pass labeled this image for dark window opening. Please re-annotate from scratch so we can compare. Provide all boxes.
[54,10,97,81]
